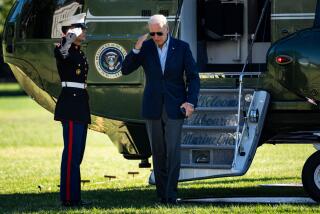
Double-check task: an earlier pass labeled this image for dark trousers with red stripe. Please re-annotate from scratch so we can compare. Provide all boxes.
[60,120,88,203]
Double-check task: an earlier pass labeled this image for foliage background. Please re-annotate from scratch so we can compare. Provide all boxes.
[0,0,15,34]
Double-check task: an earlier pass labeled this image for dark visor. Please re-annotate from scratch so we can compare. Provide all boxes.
[71,23,87,30]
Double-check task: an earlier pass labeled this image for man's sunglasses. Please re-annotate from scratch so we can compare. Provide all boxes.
[149,32,164,36]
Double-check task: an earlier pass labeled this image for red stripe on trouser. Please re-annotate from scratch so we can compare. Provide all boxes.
[66,120,74,201]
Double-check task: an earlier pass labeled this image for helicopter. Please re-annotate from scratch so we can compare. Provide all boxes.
[3,0,320,202]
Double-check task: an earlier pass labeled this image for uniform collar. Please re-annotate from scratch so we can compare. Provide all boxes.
[71,43,81,50]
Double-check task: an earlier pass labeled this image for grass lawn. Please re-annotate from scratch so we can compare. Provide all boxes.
[0,83,320,213]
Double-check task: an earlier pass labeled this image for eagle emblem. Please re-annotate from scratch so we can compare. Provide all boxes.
[103,51,120,71]
[95,43,127,79]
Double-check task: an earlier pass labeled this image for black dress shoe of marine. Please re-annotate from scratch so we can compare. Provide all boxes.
[61,201,73,207]
[156,198,167,204]
[61,200,92,207]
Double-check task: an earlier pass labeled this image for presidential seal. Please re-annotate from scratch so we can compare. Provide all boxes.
[95,43,127,79]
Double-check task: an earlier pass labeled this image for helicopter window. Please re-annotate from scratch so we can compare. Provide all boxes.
[197,0,244,41]
[7,0,24,23]
[19,0,84,39]
[87,0,177,16]
[141,10,152,17]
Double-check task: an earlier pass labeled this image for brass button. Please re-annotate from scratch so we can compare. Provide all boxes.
[78,64,81,67]
[76,69,81,75]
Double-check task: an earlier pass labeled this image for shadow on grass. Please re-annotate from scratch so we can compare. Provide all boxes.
[0,90,26,96]
[0,183,315,212]
[180,176,302,186]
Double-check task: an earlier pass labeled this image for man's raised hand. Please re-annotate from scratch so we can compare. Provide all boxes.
[135,34,148,50]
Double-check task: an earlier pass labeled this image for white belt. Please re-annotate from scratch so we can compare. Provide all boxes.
[62,82,86,89]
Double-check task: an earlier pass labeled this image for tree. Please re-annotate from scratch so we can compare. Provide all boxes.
[0,0,15,80]
[0,0,16,34]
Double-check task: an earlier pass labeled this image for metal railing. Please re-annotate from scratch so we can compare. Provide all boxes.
[232,0,271,167]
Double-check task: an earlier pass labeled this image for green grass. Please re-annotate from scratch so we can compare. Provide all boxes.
[0,83,320,213]
[0,83,25,97]
[0,83,22,91]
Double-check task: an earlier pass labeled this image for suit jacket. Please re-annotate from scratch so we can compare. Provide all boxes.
[122,37,200,119]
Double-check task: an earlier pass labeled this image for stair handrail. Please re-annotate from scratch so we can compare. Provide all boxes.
[233,0,270,167]
[171,0,184,37]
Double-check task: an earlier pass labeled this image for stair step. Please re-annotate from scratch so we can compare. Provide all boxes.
[200,88,254,93]
[181,145,234,149]
[185,111,240,126]
[181,147,234,169]
[195,107,239,111]
[181,164,232,169]
[197,95,239,108]
[182,125,238,131]
[198,88,254,108]
[181,131,236,146]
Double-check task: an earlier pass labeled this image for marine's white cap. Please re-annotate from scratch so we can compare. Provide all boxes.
[59,13,86,27]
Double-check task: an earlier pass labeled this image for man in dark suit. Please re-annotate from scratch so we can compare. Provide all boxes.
[122,14,200,204]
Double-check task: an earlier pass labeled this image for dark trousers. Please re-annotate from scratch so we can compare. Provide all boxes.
[146,108,184,200]
[60,120,88,202]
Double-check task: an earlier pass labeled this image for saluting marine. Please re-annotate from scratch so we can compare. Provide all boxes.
[54,13,91,207]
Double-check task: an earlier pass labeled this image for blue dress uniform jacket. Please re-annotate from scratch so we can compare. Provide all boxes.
[121,37,200,119]
[54,36,90,204]
[54,38,91,124]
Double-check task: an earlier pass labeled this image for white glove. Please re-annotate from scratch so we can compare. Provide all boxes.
[67,27,83,37]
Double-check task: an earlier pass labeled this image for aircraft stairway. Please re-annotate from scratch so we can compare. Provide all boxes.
[176,88,270,181]
[149,87,270,183]
[180,88,253,170]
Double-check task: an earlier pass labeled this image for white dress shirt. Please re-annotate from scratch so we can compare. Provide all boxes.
[133,36,170,74]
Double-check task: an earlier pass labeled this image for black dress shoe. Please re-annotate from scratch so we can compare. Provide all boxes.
[167,198,178,205]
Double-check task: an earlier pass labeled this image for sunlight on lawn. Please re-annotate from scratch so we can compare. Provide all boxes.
[0,83,319,213]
